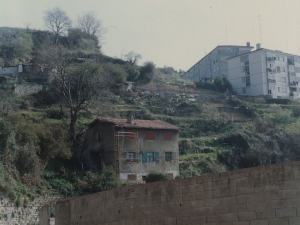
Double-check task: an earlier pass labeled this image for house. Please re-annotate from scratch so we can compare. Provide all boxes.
[227,44,300,99]
[82,116,180,181]
[0,64,23,76]
[184,43,253,82]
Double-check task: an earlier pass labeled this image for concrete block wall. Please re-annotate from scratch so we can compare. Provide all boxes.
[55,161,300,225]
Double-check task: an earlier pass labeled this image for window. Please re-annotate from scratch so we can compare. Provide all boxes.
[127,152,135,162]
[276,67,280,73]
[241,77,246,83]
[242,88,246,94]
[141,152,159,163]
[246,76,251,86]
[165,152,172,161]
[278,87,287,93]
[277,77,286,83]
[97,133,101,142]
[266,52,276,61]
[164,132,172,140]
[281,66,286,72]
[146,131,155,140]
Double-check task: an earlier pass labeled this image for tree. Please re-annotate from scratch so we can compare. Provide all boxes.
[138,61,155,84]
[44,7,72,44]
[124,51,142,65]
[58,63,109,140]
[0,31,33,60]
[77,12,106,41]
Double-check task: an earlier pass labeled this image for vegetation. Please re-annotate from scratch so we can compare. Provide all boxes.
[1,9,300,208]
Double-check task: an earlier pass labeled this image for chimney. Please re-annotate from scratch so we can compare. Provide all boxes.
[246,42,250,47]
[127,113,134,125]
[256,43,261,50]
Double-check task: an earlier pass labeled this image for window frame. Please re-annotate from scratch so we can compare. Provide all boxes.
[146,131,155,140]
[165,152,173,161]
[97,132,101,142]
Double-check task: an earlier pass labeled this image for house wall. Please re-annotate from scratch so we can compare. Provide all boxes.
[117,128,179,181]
[84,122,180,180]
[0,66,18,75]
[55,161,300,225]
[83,122,115,168]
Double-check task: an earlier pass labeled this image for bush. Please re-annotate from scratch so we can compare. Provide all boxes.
[98,165,121,191]
[45,108,65,119]
[145,172,168,183]
[138,61,155,84]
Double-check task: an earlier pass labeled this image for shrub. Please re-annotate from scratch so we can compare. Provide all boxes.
[98,165,121,191]
[145,172,168,183]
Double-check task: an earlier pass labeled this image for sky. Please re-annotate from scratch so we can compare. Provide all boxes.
[1,0,300,71]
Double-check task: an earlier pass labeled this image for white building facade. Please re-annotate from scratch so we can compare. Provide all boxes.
[228,48,300,99]
[184,43,253,82]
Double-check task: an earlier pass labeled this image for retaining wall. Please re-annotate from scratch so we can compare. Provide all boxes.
[55,161,300,225]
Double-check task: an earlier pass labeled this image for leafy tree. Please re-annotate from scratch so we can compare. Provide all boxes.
[124,51,142,65]
[44,7,72,44]
[125,64,140,81]
[36,123,72,168]
[0,31,33,60]
[213,75,233,92]
[138,61,155,84]
[103,63,128,83]
[67,28,99,52]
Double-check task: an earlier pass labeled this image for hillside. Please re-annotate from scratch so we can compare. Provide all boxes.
[1,26,300,223]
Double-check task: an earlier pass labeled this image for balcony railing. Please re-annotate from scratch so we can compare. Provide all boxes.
[268,79,276,84]
[288,71,295,76]
[267,68,276,73]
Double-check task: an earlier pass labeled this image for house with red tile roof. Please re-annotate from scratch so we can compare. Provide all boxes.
[82,116,180,181]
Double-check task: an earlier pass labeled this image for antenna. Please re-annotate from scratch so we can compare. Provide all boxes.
[225,26,227,45]
[258,15,262,45]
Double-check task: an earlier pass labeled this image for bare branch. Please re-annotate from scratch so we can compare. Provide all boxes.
[77,11,107,41]
[44,7,72,44]
[124,51,142,65]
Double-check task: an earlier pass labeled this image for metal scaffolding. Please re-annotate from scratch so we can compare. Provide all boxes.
[114,131,139,178]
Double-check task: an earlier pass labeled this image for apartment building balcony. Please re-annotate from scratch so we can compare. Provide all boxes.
[267,68,276,73]
[288,58,295,65]
[288,71,295,76]
[267,79,276,84]
[289,81,299,87]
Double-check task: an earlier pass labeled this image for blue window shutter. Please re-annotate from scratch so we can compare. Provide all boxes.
[155,152,160,163]
[142,152,147,163]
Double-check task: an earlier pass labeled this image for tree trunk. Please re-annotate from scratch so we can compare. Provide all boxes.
[69,109,78,141]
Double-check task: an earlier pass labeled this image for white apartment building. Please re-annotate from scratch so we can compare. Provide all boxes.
[184,43,253,82]
[228,46,300,99]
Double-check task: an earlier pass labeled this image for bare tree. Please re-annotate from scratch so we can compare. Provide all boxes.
[124,51,142,65]
[37,43,111,141]
[77,11,106,40]
[44,7,72,44]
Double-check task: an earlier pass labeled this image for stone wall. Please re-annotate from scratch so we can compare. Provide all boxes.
[55,161,300,225]
[0,195,58,225]
[14,84,43,96]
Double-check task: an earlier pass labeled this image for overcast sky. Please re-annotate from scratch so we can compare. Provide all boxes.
[1,0,300,71]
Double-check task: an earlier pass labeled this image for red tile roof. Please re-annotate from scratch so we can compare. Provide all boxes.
[94,117,180,130]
